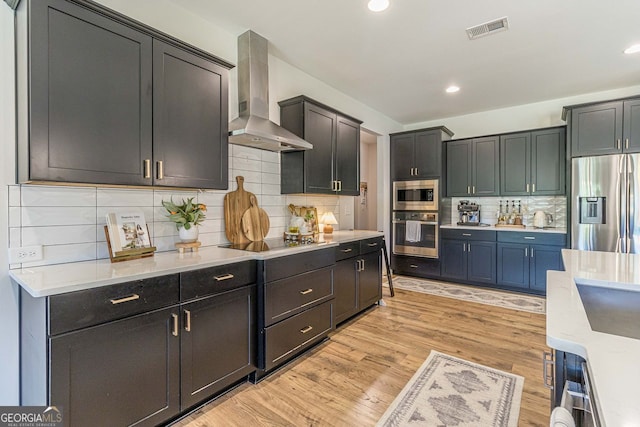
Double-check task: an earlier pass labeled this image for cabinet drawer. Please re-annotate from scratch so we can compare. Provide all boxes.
[441,228,496,241]
[49,274,180,335]
[265,266,333,326]
[392,256,441,277]
[264,247,334,282]
[181,260,257,300]
[497,231,566,246]
[335,242,359,261]
[360,237,383,254]
[264,300,333,371]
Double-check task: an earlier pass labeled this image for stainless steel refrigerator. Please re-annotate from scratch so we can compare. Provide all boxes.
[572,154,640,253]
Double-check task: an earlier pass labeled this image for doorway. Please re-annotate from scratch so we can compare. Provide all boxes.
[354,129,378,230]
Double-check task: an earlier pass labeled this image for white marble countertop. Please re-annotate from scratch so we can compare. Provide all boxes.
[440,224,567,234]
[547,249,640,427]
[10,230,383,298]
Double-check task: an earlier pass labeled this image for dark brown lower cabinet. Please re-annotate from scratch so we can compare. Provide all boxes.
[50,307,181,427]
[180,285,256,410]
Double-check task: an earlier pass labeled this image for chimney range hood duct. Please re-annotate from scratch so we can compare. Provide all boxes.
[228,30,312,152]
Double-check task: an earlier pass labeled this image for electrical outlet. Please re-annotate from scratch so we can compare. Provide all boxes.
[9,245,44,264]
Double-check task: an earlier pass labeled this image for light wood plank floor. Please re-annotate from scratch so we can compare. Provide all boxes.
[173,286,550,427]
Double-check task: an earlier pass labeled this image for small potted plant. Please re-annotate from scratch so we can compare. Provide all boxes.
[162,197,206,243]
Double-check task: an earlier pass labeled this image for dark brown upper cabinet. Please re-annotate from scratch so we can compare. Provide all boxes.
[279,96,362,196]
[17,0,231,189]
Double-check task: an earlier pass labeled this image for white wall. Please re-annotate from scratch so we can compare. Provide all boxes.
[1,3,19,405]
[407,85,640,139]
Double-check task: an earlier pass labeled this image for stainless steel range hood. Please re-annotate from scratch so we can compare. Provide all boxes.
[228,30,312,152]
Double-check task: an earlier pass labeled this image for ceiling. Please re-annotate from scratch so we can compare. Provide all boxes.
[169,0,640,125]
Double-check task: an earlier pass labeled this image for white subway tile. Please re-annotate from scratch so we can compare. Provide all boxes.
[198,218,224,233]
[261,150,280,164]
[9,228,20,247]
[9,185,21,207]
[153,190,199,207]
[199,232,225,247]
[263,205,288,217]
[262,161,279,174]
[22,243,97,268]
[97,207,155,226]
[266,226,285,239]
[232,157,262,173]
[22,185,96,207]
[153,236,179,252]
[22,206,96,227]
[260,172,279,185]
[154,221,179,237]
[97,243,110,260]
[197,191,226,207]
[285,195,308,206]
[22,225,96,246]
[9,207,21,227]
[231,145,262,161]
[262,183,280,195]
[260,195,285,206]
[97,188,154,206]
[235,170,261,183]
[243,182,261,195]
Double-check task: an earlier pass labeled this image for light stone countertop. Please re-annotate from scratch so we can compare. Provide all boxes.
[440,224,567,234]
[547,249,640,427]
[10,230,383,298]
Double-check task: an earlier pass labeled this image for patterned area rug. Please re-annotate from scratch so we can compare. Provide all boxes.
[389,276,546,314]
[377,351,524,427]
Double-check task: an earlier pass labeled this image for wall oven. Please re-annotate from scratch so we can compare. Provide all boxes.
[393,180,438,211]
[392,211,439,258]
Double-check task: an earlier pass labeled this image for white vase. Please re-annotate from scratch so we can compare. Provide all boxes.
[178,224,199,243]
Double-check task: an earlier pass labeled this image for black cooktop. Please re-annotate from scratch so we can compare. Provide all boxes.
[218,238,316,252]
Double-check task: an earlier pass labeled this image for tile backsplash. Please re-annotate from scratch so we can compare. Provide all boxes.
[445,196,567,228]
[8,145,347,269]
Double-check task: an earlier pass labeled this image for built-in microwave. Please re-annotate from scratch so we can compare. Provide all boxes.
[393,179,439,211]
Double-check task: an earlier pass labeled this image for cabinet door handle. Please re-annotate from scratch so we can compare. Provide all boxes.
[409,264,418,268]
[214,273,234,281]
[525,247,528,257]
[526,183,530,193]
[110,294,140,305]
[367,242,378,247]
[300,288,313,295]
[184,309,191,332]
[463,243,466,252]
[341,248,353,253]
[532,183,536,193]
[531,247,534,258]
[361,259,365,270]
[462,233,472,236]
[414,168,419,176]
[171,313,179,337]
[467,186,471,194]
[472,186,476,194]
[617,139,621,150]
[524,236,535,240]
[468,244,471,252]
[156,160,164,180]
[143,159,151,179]
[626,138,630,149]
[542,351,554,389]
[300,325,313,334]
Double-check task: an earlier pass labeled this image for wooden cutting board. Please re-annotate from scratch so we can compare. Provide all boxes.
[224,176,253,244]
[241,195,270,241]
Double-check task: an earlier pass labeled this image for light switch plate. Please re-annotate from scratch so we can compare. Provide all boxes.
[9,245,43,263]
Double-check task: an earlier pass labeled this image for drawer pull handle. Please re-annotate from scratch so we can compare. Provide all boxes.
[462,233,472,236]
[214,273,235,281]
[524,236,535,240]
[367,242,378,247]
[300,289,313,295]
[341,248,353,253]
[184,310,191,332]
[542,351,554,389]
[110,294,140,305]
[171,314,179,337]
[300,325,313,334]
[410,264,418,268]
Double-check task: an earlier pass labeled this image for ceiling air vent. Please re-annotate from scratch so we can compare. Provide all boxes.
[466,16,509,40]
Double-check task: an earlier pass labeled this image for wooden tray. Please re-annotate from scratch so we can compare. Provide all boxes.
[104,225,156,263]
[494,223,526,229]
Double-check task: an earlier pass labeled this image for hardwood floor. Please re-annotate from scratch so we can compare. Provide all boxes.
[173,286,550,427]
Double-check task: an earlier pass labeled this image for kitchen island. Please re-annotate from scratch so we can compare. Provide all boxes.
[547,249,640,427]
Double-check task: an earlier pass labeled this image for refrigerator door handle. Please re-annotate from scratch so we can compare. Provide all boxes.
[628,155,634,253]
[617,155,626,253]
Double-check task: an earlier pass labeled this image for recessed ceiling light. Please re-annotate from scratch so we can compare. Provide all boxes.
[446,85,460,93]
[624,44,640,54]
[368,0,389,12]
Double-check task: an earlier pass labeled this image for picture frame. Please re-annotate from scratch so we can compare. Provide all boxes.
[290,205,319,234]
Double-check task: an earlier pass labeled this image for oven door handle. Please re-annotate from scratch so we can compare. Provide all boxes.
[393,220,438,225]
